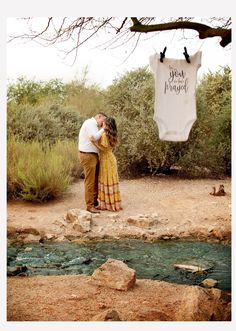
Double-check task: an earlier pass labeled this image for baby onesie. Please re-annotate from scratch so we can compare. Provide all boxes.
[149,51,202,141]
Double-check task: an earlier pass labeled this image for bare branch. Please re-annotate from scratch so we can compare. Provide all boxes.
[116,18,128,34]
[130,19,231,47]
[8,17,231,66]
[131,17,141,26]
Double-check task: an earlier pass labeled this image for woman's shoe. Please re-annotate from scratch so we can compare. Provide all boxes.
[87,207,100,214]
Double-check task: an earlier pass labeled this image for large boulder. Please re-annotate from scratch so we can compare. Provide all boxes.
[91,258,136,291]
[176,286,231,321]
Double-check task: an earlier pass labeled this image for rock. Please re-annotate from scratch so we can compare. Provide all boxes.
[201,278,218,288]
[136,308,170,321]
[91,309,121,321]
[44,233,55,240]
[7,226,19,237]
[65,209,92,233]
[65,209,92,223]
[173,258,213,273]
[19,227,40,235]
[20,234,42,243]
[73,222,90,233]
[91,258,136,291]
[176,286,229,321]
[24,247,32,252]
[61,256,92,268]
[53,219,67,228]
[161,235,172,240]
[54,235,67,242]
[7,266,28,276]
[127,215,159,229]
[173,263,210,273]
[108,213,120,220]
[98,302,108,309]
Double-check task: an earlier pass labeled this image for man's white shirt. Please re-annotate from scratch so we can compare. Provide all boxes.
[78,117,104,153]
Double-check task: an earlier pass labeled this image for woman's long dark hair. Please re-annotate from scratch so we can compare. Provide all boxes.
[104,117,118,147]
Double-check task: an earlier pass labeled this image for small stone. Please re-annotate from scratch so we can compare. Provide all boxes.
[108,213,120,220]
[91,309,121,321]
[24,247,32,252]
[161,236,170,240]
[45,234,54,240]
[7,266,28,276]
[53,219,67,228]
[54,236,66,242]
[201,278,218,288]
[98,303,107,309]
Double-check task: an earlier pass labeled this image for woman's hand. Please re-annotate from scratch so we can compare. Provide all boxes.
[90,136,96,142]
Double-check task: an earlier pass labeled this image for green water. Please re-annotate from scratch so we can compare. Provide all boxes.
[7,239,231,291]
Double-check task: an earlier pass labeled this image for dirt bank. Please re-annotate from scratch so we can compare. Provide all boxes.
[7,275,231,321]
[7,177,232,321]
[7,177,231,243]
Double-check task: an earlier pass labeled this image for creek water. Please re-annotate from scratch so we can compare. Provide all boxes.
[7,239,231,291]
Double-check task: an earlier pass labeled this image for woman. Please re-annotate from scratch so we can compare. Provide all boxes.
[90,117,122,211]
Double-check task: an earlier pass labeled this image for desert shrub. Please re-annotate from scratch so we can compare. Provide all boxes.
[7,77,66,105]
[105,67,186,177]
[6,75,105,201]
[48,105,86,140]
[114,109,184,177]
[64,80,106,117]
[51,140,83,179]
[105,66,154,120]
[7,104,85,143]
[7,137,79,202]
[104,66,231,178]
[177,67,231,177]
[7,65,231,188]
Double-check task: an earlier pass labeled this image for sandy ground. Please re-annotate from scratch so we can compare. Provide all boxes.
[7,275,231,321]
[7,176,231,241]
[7,177,232,321]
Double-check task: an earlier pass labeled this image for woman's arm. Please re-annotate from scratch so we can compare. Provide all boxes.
[90,136,106,151]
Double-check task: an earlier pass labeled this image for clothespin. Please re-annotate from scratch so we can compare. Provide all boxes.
[183,47,191,63]
[160,47,167,63]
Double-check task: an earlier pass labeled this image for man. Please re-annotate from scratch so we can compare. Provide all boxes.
[78,112,107,213]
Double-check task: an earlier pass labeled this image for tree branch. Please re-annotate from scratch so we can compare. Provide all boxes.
[116,18,128,34]
[7,17,231,66]
[130,19,231,47]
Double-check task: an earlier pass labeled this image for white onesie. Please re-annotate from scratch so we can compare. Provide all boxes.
[149,51,202,141]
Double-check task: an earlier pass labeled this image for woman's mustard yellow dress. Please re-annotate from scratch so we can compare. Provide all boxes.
[98,133,122,211]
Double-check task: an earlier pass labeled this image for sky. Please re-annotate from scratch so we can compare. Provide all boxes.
[6,17,232,88]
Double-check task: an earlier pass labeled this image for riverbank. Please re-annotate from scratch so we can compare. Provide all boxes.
[7,177,231,243]
[7,274,231,321]
[7,177,232,321]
